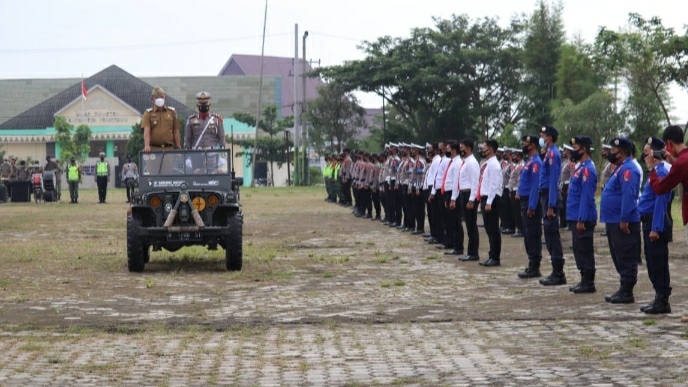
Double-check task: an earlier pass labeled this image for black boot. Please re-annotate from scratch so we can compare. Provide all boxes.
[539,262,566,286]
[570,271,596,294]
[518,261,542,279]
[609,282,635,304]
[641,294,671,314]
[604,283,622,302]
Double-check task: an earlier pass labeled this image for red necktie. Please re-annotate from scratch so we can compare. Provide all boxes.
[440,160,453,195]
[476,163,488,200]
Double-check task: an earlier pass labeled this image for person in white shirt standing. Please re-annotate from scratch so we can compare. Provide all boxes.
[442,141,464,255]
[457,139,481,262]
[477,140,504,267]
[423,142,441,241]
[429,141,450,246]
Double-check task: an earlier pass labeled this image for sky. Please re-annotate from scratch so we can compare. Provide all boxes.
[1,0,687,122]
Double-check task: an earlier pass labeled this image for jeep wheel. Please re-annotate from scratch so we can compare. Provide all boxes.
[225,212,243,271]
[143,243,150,264]
[127,216,146,272]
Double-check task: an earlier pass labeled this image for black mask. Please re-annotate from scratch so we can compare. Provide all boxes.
[198,104,210,113]
[445,151,451,158]
[459,150,467,158]
[607,152,620,164]
[570,149,583,162]
[521,145,531,154]
[100,156,105,161]
[478,149,486,158]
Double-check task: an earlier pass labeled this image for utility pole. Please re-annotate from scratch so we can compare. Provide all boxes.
[382,97,386,144]
[251,0,269,187]
[293,24,300,186]
[302,31,309,186]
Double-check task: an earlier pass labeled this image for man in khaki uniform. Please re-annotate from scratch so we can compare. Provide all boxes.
[141,86,180,153]
[184,92,225,150]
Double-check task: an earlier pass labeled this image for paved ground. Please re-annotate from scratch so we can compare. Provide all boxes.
[1,188,687,386]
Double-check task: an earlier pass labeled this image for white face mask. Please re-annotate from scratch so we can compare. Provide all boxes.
[154,98,165,108]
[538,137,547,148]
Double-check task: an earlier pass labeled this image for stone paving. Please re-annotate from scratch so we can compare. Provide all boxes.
[1,191,688,386]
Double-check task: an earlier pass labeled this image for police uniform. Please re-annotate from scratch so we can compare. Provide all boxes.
[538,125,565,286]
[411,147,426,234]
[121,159,139,203]
[370,155,382,220]
[560,146,574,229]
[340,151,353,206]
[66,158,82,203]
[517,135,544,278]
[601,138,641,304]
[565,137,598,293]
[638,137,673,314]
[95,152,110,203]
[142,87,180,150]
[184,92,225,150]
[500,149,515,233]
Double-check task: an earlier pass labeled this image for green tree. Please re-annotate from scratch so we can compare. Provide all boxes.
[623,84,666,144]
[521,0,565,128]
[53,116,92,164]
[305,83,367,154]
[554,44,601,105]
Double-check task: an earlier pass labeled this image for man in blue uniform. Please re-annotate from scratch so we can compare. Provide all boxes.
[601,138,641,304]
[538,126,566,286]
[566,136,598,293]
[517,135,544,279]
[638,136,673,314]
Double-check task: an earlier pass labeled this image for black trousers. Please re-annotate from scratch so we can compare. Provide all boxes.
[443,191,464,251]
[560,184,569,227]
[430,190,444,241]
[520,197,542,264]
[666,190,675,242]
[388,181,398,225]
[480,195,502,261]
[394,183,403,225]
[96,175,108,203]
[372,189,381,218]
[124,178,136,202]
[413,187,425,232]
[362,187,372,215]
[423,187,432,234]
[342,178,352,205]
[401,184,412,229]
[642,215,672,296]
[500,188,514,230]
[570,221,596,274]
[511,191,523,233]
[353,185,360,210]
[459,191,479,256]
[539,190,564,265]
[606,222,640,284]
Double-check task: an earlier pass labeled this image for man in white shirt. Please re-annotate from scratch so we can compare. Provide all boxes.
[429,141,450,246]
[443,141,464,255]
[423,142,441,241]
[457,138,481,262]
[477,140,503,267]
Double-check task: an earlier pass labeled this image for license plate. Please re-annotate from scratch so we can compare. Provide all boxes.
[167,232,202,241]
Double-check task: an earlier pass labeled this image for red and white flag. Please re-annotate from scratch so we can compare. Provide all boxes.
[81,76,88,100]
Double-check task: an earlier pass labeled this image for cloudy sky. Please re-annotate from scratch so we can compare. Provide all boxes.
[1,0,686,121]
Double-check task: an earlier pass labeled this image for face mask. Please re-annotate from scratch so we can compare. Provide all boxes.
[198,104,210,113]
[100,156,105,161]
[538,138,547,148]
[154,98,165,108]
[459,150,466,158]
[607,152,619,164]
[521,145,531,154]
[570,149,583,162]
[445,151,451,158]
[478,149,486,158]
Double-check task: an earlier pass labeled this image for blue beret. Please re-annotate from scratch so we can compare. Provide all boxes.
[609,137,633,150]
[646,136,664,150]
[570,136,593,147]
[541,125,559,138]
[521,134,538,145]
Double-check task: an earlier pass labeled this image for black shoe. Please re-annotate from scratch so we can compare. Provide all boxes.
[435,244,450,250]
[608,282,635,304]
[511,232,524,238]
[479,258,500,267]
[354,213,362,218]
[478,223,485,228]
[363,214,373,219]
[422,233,431,238]
[459,255,479,262]
[570,282,596,294]
[518,266,542,279]
[539,263,566,286]
[427,238,440,244]
[444,249,463,256]
[641,294,671,314]
[411,230,424,235]
[373,216,381,221]
[501,228,515,234]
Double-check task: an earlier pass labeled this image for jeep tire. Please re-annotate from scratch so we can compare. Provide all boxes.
[127,216,146,272]
[225,212,243,271]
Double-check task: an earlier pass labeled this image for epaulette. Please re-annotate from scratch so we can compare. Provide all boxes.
[189,114,198,119]
[168,106,176,111]
[211,113,223,124]
[145,108,153,112]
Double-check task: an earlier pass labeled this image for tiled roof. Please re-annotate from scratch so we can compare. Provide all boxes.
[218,54,324,117]
[0,65,194,130]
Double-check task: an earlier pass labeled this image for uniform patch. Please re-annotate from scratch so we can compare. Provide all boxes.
[624,170,630,181]
[548,151,554,164]
[533,164,539,173]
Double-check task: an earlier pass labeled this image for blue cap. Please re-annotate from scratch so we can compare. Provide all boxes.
[609,137,633,151]
[570,136,593,148]
[521,134,538,145]
[646,136,665,150]
[541,125,559,138]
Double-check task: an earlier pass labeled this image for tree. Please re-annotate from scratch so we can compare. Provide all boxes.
[623,84,666,145]
[232,105,293,185]
[520,0,565,128]
[554,44,601,105]
[305,83,367,154]
[53,116,92,164]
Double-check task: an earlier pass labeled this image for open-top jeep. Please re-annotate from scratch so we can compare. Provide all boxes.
[126,149,242,272]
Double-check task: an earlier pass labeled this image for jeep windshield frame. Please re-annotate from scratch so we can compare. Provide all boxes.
[139,150,231,177]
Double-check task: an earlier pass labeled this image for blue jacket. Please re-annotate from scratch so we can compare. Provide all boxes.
[566,159,598,222]
[600,157,641,223]
[638,162,671,232]
[518,154,542,211]
[539,144,561,207]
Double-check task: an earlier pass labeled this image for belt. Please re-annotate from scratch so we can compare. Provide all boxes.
[640,214,653,222]
[460,189,471,193]
[152,143,174,148]
[97,174,108,177]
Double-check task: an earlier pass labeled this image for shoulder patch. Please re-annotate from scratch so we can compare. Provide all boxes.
[624,170,631,181]
[189,114,198,119]
[533,164,539,173]
[145,108,153,112]
[168,106,176,111]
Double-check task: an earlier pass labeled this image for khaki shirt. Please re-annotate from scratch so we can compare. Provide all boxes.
[141,106,179,147]
[184,113,225,149]
[0,161,11,179]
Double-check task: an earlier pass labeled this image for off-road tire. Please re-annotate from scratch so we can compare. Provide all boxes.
[225,212,243,271]
[127,216,146,272]
[143,244,150,263]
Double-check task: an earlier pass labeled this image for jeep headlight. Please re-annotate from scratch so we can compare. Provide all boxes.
[180,193,189,203]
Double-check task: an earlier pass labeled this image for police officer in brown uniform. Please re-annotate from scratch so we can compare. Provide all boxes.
[142,87,181,153]
[184,92,225,150]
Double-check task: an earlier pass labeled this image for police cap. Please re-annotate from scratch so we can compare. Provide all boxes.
[570,136,593,148]
[151,86,165,97]
[541,125,559,138]
[609,137,633,151]
[521,134,538,145]
[646,136,665,150]
[195,91,211,102]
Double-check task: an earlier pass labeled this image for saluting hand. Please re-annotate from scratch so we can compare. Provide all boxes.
[620,221,630,235]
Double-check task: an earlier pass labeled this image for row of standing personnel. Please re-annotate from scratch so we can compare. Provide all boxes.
[324,124,684,316]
